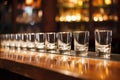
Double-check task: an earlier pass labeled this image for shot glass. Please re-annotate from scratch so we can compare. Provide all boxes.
[9,34,15,49]
[4,34,10,48]
[27,33,35,51]
[95,29,112,58]
[35,33,45,52]
[73,31,89,56]
[15,33,21,49]
[0,34,4,48]
[45,32,57,53]
[20,33,28,50]
[58,32,72,55]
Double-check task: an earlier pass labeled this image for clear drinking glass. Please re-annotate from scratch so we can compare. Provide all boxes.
[27,33,35,51]
[95,29,112,58]
[3,34,10,48]
[5,34,10,48]
[35,33,45,52]
[58,32,72,55]
[15,33,21,49]
[0,34,4,48]
[20,33,28,50]
[9,34,15,49]
[0,34,6,48]
[73,31,89,56]
[45,32,57,53]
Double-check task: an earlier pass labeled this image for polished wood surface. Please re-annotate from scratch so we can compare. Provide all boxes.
[0,48,120,80]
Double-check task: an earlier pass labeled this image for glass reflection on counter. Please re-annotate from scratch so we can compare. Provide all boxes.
[24,51,38,63]
[1,47,120,80]
[13,48,21,60]
[18,50,28,61]
[95,60,110,80]
[35,53,45,64]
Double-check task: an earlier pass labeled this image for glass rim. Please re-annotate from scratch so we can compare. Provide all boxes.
[27,33,35,35]
[21,33,28,35]
[58,32,71,34]
[36,32,44,34]
[73,31,89,33]
[46,32,56,34]
[95,29,112,32]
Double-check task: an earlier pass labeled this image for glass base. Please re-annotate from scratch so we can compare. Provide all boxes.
[75,51,88,57]
[59,50,71,55]
[96,52,111,58]
[46,49,57,53]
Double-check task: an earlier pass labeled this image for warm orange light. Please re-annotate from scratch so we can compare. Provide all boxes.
[33,0,41,8]
[78,0,83,6]
[105,0,112,5]
[25,0,33,5]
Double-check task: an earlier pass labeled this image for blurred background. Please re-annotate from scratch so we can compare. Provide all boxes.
[0,0,120,53]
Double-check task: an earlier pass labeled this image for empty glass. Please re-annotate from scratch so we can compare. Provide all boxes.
[95,29,112,58]
[58,32,72,55]
[35,33,45,52]
[15,33,21,49]
[73,31,89,56]
[9,34,15,49]
[0,34,4,48]
[20,33,28,50]
[27,33,35,51]
[45,32,57,53]
[3,34,10,48]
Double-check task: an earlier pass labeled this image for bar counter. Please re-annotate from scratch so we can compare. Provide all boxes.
[0,48,120,80]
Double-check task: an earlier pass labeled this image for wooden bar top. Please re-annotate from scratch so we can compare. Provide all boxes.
[0,48,120,80]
